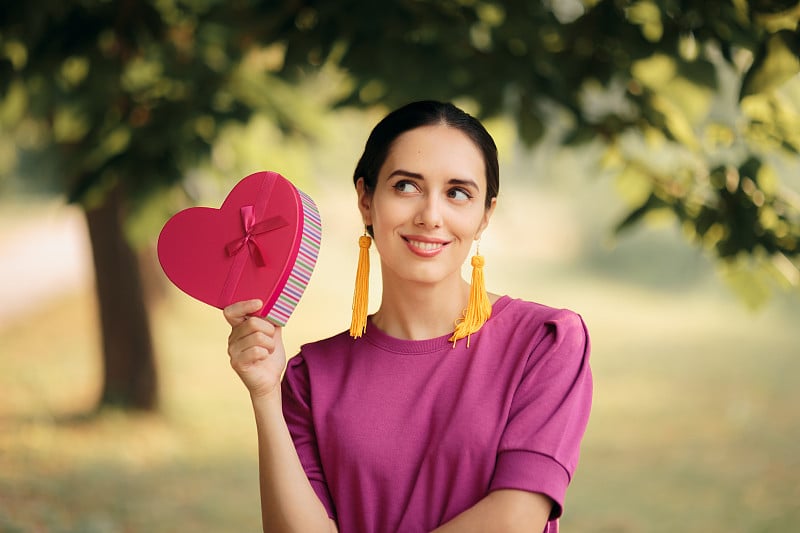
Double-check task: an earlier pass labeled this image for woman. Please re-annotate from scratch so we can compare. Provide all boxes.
[224,101,593,533]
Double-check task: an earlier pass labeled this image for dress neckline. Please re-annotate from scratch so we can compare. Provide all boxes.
[361,295,514,355]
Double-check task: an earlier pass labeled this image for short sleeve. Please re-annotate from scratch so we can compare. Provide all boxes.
[282,354,337,520]
[489,311,593,519]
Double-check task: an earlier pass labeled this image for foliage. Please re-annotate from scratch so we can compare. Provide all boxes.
[1,0,799,304]
[0,0,339,210]
[278,0,800,303]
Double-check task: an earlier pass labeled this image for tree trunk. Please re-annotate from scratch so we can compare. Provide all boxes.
[84,184,159,410]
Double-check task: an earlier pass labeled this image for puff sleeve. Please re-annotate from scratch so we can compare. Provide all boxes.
[281,354,337,520]
[489,311,593,519]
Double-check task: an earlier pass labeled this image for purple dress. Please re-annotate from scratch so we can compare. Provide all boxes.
[282,296,593,533]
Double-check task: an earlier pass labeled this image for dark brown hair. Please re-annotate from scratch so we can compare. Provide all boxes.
[353,100,499,211]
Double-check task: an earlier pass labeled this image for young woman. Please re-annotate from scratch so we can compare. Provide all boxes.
[224,101,593,533]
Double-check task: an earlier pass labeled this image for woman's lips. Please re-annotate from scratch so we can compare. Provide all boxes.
[403,236,449,257]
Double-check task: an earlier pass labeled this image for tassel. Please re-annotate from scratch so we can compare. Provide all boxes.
[349,233,372,338]
[449,252,492,348]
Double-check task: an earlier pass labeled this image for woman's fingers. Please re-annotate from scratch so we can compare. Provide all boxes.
[223,299,264,326]
[227,314,283,363]
[224,304,285,397]
[228,313,275,343]
[233,343,270,367]
[229,327,275,358]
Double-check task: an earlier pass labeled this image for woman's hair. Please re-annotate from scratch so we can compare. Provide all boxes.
[353,100,499,210]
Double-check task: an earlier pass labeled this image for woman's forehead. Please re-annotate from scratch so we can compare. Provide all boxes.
[381,125,486,182]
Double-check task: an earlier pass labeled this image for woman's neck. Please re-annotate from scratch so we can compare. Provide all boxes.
[371,271,470,341]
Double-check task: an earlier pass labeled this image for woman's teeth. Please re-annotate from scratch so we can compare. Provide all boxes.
[408,240,443,251]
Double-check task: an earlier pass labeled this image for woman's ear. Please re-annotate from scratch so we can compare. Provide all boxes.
[356,177,372,227]
[474,196,497,240]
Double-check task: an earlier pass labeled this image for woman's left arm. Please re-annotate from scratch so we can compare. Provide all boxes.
[434,310,592,533]
[431,489,552,532]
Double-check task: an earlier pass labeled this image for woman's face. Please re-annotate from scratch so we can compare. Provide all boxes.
[357,124,496,288]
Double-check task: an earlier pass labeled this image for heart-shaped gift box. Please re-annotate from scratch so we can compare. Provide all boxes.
[157,171,321,326]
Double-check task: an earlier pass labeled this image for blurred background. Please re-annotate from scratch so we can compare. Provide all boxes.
[1,1,799,532]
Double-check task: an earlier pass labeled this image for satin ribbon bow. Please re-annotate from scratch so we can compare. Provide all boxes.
[225,205,288,266]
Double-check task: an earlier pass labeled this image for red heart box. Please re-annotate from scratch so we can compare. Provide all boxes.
[157,171,322,325]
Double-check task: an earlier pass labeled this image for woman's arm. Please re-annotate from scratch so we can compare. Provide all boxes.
[431,489,552,533]
[439,310,592,533]
[251,392,338,533]
[225,300,337,533]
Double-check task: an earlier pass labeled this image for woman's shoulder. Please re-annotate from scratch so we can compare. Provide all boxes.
[490,296,591,369]
[491,295,590,353]
[284,329,352,380]
[494,295,586,328]
[293,328,355,364]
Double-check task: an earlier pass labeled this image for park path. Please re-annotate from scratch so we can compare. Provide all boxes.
[0,202,93,327]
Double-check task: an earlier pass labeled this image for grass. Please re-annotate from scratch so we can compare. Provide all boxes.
[1,193,799,532]
[558,283,800,532]
[0,290,263,533]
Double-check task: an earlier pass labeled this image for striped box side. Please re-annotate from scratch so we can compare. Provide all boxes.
[266,190,322,325]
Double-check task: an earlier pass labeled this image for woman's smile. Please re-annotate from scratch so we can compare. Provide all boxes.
[403,235,451,257]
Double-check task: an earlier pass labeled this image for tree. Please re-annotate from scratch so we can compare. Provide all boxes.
[280,0,800,306]
[2,0,798,410]
[0,1,317,410]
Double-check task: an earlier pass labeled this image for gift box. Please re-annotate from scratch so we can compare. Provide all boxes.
[157,171,322,326]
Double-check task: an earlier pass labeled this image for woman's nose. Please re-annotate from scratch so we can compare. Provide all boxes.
[415,195,443,228]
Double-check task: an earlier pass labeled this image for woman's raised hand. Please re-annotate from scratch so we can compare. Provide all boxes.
[224,299,287,399]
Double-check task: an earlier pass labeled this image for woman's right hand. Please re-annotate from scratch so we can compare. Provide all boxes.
[224,299,287,399]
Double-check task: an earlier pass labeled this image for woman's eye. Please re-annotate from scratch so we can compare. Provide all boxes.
[394,181,417,193]
[448,188,471,201]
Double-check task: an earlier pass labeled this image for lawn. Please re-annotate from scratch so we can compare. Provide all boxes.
[1,193,799,532]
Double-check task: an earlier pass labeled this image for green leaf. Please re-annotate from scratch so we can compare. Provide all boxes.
[750,1,800,15]
[740,30,800,99]
[614,193,668,235]
[675,57,718,91]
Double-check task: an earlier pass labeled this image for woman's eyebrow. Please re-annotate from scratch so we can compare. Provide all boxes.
[388,170,480,190]
[388,169,423,180]
[448,178,480,190]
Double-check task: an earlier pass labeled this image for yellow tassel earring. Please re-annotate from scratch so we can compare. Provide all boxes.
[349,231,372,338]
[449,241,492,348]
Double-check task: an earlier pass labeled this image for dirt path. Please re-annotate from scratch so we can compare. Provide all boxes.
[0,201,92,327]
